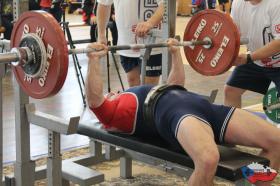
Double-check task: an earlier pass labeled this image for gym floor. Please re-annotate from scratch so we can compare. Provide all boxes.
[2,12,264,184]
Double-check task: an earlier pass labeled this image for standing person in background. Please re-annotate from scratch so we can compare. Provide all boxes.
[217,0,231,14]
[82,0,118,45]
[0,0,41,40]
[192,0,216,14]
[40,0,52,12]
[29,0,41,10]
[82,0,98,42]
[51,0,63,22]
[40,0,62,22]
[224,0,280,108]
[107,4,118,46]
[0,0,13,40]
[97,0,164,87]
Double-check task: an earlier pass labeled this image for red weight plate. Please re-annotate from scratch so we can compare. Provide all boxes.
[11,11,69,99]
[184,10,240,76]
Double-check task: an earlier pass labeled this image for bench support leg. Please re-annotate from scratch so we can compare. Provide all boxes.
[47,131,62,186]
[120,156,132,179]
[105,145,118,160]
[89,139,102,157]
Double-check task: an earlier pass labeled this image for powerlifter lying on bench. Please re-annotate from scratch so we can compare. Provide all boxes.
[85,39,280,186]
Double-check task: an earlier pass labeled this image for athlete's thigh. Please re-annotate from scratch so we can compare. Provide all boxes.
[146,54,162,77]
[224,109,280,148]
[176,116,218,160]
[120,56,140,73]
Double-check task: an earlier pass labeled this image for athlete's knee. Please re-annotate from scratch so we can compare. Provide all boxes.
[196,148,220,173]
[263,134,280,152]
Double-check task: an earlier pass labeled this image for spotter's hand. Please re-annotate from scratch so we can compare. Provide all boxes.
[135,21,153,38]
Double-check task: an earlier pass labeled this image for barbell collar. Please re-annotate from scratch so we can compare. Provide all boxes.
[0,47,32,66]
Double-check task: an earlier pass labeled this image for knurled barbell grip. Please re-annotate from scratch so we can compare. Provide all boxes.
[68,40,213,55]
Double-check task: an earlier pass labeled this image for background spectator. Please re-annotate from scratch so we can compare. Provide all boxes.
[217,0,231,14]
[82,0,117,45]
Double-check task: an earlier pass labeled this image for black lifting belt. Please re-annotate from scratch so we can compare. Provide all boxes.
[143,84,187,128]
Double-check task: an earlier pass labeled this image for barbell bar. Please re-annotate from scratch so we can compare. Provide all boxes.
[1,9,248,99]
[69,37,249,55]
[0,36,248,66]
[1,36,249,63]
[0,39,213,63]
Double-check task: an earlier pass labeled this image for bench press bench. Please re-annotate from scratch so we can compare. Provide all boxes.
[5,102,270,186]
[39,90,270,185]
[78,120,269,184]
[6,84,269,186]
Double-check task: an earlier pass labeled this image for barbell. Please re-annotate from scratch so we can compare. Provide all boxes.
[0,10,247,99]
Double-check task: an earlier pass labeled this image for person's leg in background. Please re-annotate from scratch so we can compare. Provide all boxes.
[224,63,270,108]
[224,0,231,14]
[120,56,141,87]
[90,23,98,42]
[145,54,162,85]
[0,1,13,39]
[109,20,118,46]
[208,0,216,9]
[218,0,231,14]
[109,4,118,46]
[224,86,245,108]
[218,0,224,12]
[119,54,161,87]
[50,3,63,22]
[2,15,13,40]
[29,0,41,10]
[40,0,52,13]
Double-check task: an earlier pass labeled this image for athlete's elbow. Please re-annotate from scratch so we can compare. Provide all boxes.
[86,94,104,108]
[87,99,104,109]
